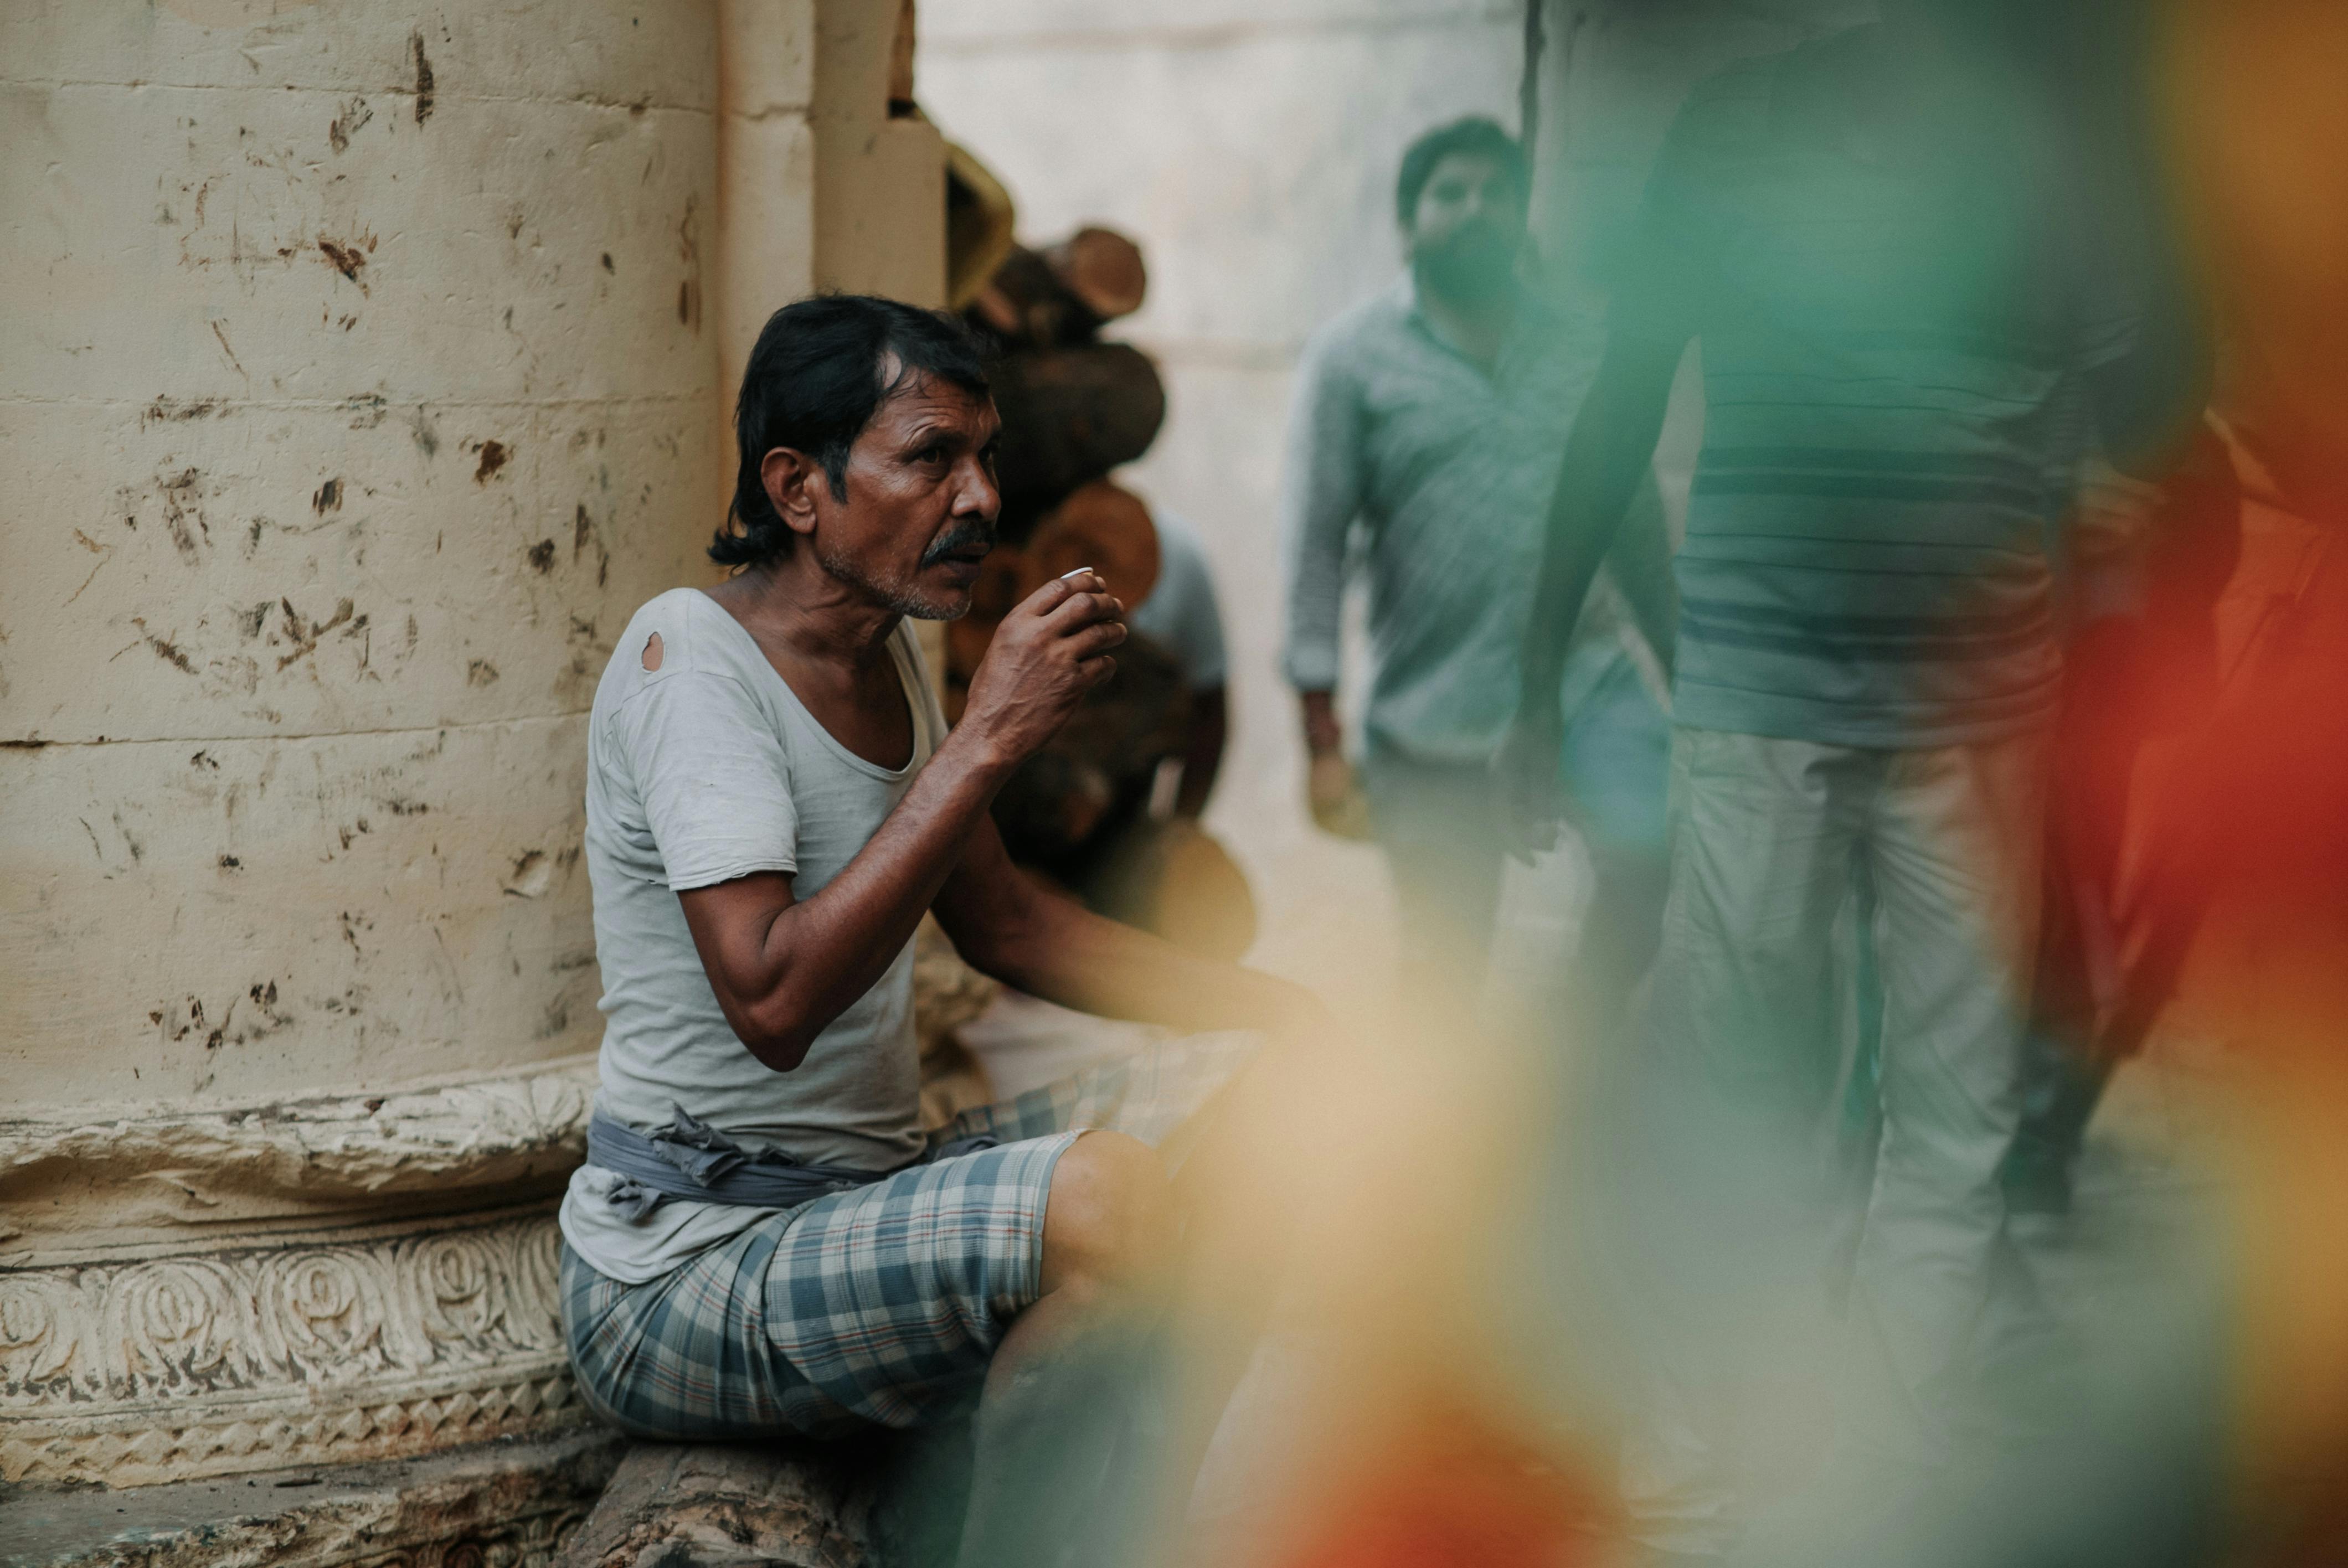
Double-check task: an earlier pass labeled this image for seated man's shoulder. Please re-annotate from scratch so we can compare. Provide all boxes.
[604,589,735,692]
[590,590,774,754]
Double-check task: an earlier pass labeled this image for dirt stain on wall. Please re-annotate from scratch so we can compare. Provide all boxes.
[328,97,372,154]
[411,33,436,125]
[317,236,371,293]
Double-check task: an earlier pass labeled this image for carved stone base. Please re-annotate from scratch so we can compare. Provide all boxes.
[0,1426,625,1568]
[0,1205,587,1489]
[1,940,1006,1505]
[2,1057,604,1492]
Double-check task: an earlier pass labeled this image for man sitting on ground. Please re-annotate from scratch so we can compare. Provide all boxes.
[558,295,1312,1563]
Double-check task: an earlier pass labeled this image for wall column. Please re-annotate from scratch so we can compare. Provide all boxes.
[2,2,939,1550]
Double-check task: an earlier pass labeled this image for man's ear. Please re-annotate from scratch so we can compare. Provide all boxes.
[760,447,831,540]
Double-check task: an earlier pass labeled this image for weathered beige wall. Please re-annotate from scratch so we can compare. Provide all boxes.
[812,0,945,308]
[0,0,940,1495]
[1,2,723,1113]
[716,0,943,392]
[715,0,946,677]
[718,0,820,402]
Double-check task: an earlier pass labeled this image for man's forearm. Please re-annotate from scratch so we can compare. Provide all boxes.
[1297,688,1341,755]
[1518,339,1683,719]
[705,729,1012,1066]
[1521,467,1650,716]
[988,881,1309,1035]
[693,566,1130,1069]
[1606,477,1680,675]
[1278,360,1360,716]
[1173,687,1228,818]
[933,785,1314,1037]
[1520,515,1609,720]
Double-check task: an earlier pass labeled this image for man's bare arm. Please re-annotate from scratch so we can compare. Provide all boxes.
[677,573,1124,1071]
[1497,332,1685,855]
[1173,684,1228,819]
[1283,337,1364,815]
[1605,474,1681,677]
[1520,336,1685,713]
[677,755,1003,1072]
[931,815,1317,1036]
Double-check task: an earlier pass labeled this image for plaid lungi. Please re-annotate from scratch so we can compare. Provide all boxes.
[561,1031,1257,1440]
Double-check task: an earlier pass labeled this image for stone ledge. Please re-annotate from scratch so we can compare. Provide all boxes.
[0,1058,598,1258]
[0,926,996,1263]
[0,1425,626,1568]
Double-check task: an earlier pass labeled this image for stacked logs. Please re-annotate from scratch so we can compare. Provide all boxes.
[962,227,1166,543]
[944,480,1164,718]
[948,225,1170,740]
[954,230,1253,960]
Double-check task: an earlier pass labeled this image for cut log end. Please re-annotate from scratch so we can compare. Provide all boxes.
[965,226,1150,352]
[1044,227,1148,322]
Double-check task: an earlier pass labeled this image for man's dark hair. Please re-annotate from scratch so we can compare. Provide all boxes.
[715,295,992,569]
[1394,116,1528,228]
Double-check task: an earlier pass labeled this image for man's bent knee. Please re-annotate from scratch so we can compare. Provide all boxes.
[1039,1131,1172,1299]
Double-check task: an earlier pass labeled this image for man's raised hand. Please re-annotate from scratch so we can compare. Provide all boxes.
[959,569,1127,768]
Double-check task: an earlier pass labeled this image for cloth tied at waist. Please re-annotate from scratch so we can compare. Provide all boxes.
[586,1105,997,1221]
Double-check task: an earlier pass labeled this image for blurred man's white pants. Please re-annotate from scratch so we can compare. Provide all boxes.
[1620,724,2048,1551]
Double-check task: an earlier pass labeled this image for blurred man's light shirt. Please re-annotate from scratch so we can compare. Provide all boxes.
[1616,37,2140,748]
[1281,276,1610,764]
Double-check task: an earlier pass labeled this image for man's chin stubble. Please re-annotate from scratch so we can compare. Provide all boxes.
[905,594,972,622]
[815,546,970,621]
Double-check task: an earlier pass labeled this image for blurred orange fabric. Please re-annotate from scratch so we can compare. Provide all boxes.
[1277,1408,1616,1568]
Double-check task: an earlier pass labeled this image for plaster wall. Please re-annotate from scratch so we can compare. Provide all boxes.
[1,2,725,1113]
[0,0,733,1489]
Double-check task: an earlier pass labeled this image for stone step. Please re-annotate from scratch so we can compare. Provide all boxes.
[0,1427,624,1568]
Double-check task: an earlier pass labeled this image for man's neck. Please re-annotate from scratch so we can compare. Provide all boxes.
[1413,273,1518,370]
[710,555,903,674]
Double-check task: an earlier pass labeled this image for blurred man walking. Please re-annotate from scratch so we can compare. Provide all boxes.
[1284,116,1668,989]
[1501,2,2191,1549]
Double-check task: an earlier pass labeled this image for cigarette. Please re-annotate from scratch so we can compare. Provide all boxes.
[1059,566,1095,581]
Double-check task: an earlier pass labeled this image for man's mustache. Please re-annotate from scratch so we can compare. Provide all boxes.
[1436,223,1517,261]
[919,521,999,569]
